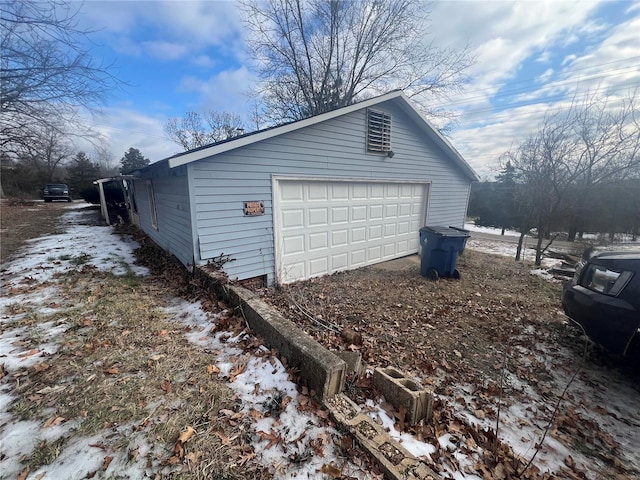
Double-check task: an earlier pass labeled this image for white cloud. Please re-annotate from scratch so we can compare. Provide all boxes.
[140,40,189,60]
[82,1,245,61]
[76,108,178,163]
[177,66,258,117]
[191,54,217,69]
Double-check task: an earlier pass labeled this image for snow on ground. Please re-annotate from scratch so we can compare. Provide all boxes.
[464,223,639,280]
[0,204,378,479]
[464,223,520,237]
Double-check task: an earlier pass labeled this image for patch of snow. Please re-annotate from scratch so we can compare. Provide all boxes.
[2,207,148,286]
[464,223,520,237]
[530,268,559,282]
[0,420,41,478]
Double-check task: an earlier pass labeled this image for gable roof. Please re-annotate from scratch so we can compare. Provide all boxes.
[166,91,479,181]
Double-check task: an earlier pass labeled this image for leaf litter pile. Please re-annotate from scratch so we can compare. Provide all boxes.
[0,202,381,480]
[254,250,640,479]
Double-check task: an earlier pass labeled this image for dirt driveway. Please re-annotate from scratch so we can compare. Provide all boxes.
[255,248,640,479]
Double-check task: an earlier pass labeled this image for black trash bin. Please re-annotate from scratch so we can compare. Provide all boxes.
[419,226,470,280]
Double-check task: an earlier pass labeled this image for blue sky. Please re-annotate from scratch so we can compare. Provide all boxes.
[75,0,640,178]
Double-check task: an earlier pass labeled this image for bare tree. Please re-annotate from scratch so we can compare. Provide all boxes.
[241,0,473,122]
[505,89,640,264]
[165,110,245,151]
[507,112,582,265]
[92,143,119,177]
[0,0,119,155]
[566,90,640,240]
[31,124,75,182]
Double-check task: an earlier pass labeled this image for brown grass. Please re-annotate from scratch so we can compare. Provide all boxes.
[7,269,266,478]
[2,204,269,479]
[0,199,73,264]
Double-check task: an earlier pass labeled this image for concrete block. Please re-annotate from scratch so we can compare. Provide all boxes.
[335,351,366,376]
[195,267,346,401]
[372,367,433,425]
[326,394,442,480]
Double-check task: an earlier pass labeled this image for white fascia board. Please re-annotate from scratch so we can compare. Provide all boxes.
[167,91,405,169]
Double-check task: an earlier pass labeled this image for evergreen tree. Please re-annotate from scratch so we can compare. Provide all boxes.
[66,151,100,201]
[119,148,149,174]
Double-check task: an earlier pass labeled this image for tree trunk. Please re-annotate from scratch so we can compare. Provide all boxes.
[567,225,577,242]
[501,227,506,235]
[535,223,544,266]
[515,233,526,261]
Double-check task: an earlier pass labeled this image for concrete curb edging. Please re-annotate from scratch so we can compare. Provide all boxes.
[195,268,346,400]
[326,394,442,480]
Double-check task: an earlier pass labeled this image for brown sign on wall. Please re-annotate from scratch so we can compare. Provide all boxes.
[243,201,265,216]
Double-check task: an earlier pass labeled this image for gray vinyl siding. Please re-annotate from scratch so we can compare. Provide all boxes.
[190,99,472,283]
[132,162,194,267]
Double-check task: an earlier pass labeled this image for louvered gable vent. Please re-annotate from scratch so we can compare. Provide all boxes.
[367,109,392,153]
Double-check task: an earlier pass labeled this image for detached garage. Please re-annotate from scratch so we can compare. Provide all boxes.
[127,91,478,285]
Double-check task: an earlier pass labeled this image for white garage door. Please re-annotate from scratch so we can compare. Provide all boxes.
[274,178,428,283]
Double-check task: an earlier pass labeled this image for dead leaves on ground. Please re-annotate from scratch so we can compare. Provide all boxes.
[165,426,196,465]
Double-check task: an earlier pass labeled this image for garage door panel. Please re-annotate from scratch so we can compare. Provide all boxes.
[369,225,382,239]
[281,183,304,201]
[384,224,396,237]
[283,235,305,255]
[400,184,414,197]
[383,243,396,257]
[397,239,409,252]
[370,205,383,219]
[332,229,349,246]
[332,184,349,199]
[368,245,382,261]
[331,253,348,270]
[352,227,366,242]
[308,208,328,226]
[309,183,328,200]
[276,179,427,283]
[353,184,368,199]
[285,262,305,280]
[385,204,398,217]
[386,184,399,198]
[399,203,412,216]
[309,232,328,251]
[332,206,349,223]
[351,249,366,265]
[282,210,304,229]
[370,184,384,198]
[352,206,367,221]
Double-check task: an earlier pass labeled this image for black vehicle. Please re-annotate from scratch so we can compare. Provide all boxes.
[562,250,640,356]
[43,183,72,202]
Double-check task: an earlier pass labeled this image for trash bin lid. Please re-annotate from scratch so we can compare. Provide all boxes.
[420,225,470,237]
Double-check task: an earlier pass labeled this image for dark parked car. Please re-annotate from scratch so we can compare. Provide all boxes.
[43,183,72,202]
[562,250,640,355]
